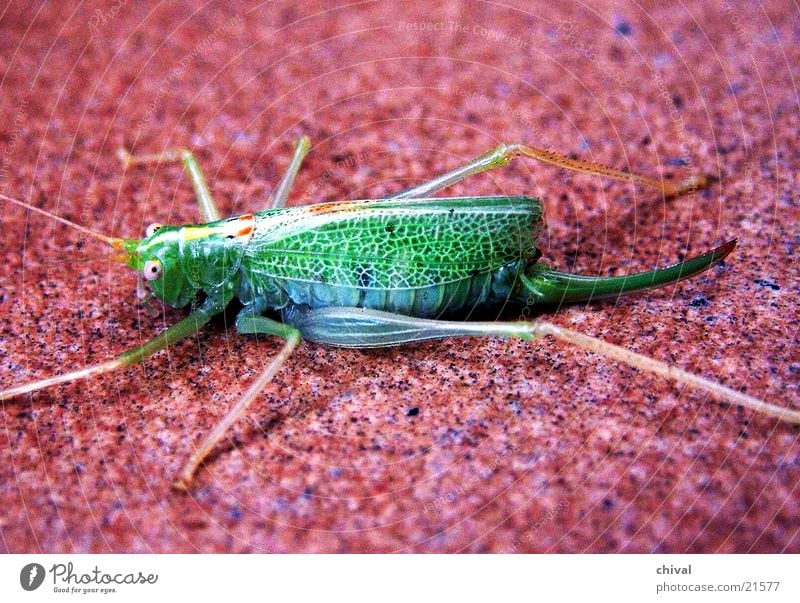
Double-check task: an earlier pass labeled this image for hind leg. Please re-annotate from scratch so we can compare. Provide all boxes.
[285,305,799,425]
[388,142,706,200]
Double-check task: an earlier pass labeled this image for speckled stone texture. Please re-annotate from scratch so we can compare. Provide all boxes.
[0,0,798,553]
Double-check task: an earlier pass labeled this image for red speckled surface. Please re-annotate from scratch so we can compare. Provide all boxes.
[0,1,798,553]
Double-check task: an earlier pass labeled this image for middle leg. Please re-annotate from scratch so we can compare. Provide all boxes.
[174,312,301,489]
[267,134,312,209]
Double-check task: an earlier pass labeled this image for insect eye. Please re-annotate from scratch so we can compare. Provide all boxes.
[146,223,163,237]
[143,259,163,281]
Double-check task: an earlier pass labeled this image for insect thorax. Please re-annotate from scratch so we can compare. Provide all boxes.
[178,216,255,290]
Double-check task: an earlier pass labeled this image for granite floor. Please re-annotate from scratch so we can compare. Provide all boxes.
[0,0,798,552]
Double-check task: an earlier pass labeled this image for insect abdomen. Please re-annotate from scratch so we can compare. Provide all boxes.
[274,259,527,317]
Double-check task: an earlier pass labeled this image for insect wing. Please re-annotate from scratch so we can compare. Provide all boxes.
[244,196,543,289]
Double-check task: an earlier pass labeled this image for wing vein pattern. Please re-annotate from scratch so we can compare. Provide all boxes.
[242,196,542,292]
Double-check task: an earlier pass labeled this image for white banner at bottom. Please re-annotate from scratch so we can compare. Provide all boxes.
[1,554,797,602]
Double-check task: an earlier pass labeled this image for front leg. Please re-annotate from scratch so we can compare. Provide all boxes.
[118,147,222,222]
[0,294,228,400]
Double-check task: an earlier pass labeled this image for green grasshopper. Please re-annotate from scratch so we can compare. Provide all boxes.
[2,136,797,489]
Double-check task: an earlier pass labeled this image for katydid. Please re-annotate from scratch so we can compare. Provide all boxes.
[1,137,796,490]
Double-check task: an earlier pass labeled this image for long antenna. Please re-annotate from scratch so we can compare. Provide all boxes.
[0,192,128,249]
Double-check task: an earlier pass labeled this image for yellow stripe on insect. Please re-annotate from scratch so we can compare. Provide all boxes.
[181,214,255,242]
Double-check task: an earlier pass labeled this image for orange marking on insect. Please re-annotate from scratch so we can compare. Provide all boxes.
[306,204,337,215]
[222,214,255,240]
[305,200,367,215]
[233,214,255,236]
